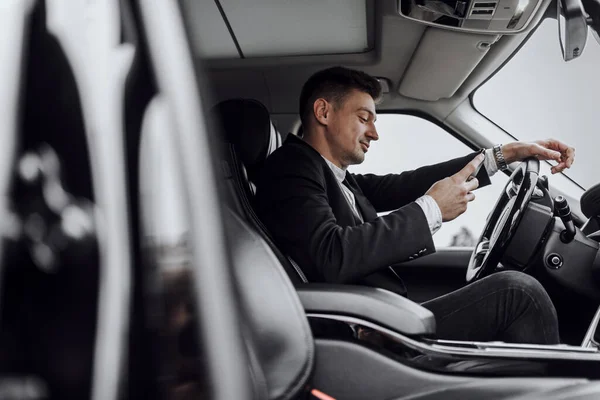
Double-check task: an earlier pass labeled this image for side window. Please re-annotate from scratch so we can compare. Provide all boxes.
[474,18,598,190]
[350,114,509,248]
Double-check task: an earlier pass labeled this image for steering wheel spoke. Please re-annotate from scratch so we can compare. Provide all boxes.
[475,238,490,257]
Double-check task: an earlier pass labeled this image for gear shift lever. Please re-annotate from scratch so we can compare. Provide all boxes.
[554,196,576,243]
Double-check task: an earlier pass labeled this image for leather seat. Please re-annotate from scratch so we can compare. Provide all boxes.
[211,99,308,284]
[212,98,280,200]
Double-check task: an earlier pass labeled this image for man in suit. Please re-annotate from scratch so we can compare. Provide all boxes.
[256,66,575,344]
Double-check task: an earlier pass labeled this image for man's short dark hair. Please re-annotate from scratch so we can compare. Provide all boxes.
[299,66,382,127]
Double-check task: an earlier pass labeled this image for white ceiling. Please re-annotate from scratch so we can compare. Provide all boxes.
[184,0,553,118]
[183,0,239,58]
[187,0,370,59]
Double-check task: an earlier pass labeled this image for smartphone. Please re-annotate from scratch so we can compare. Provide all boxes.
[467,149,486,181]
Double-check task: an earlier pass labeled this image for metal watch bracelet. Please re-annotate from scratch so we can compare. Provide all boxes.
[493,144,508,171]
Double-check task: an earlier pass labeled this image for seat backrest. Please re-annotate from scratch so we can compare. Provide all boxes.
[223,206,314,400]
[211,99,314,399]
[213,98,280,197]
[211,99,308,284]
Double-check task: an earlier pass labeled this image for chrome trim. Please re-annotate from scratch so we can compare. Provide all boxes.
[507,181,543,200]
[429,338,597,353]
[475,239,490,256]
[307,314,600,360]
[581,305,600,348]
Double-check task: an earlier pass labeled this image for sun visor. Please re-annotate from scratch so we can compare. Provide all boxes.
[399,28,498,101]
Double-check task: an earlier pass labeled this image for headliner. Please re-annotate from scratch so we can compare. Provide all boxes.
[183,0,554,120]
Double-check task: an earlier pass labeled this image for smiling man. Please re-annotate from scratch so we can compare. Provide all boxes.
[256,66,575,344]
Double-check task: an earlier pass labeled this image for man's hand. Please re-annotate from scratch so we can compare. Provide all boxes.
[502,139,575,174]
[426,153,484,222]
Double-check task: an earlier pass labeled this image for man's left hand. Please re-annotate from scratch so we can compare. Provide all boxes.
[502,139,575,174]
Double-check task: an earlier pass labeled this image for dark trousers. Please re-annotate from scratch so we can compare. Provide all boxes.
[421,271,560,344]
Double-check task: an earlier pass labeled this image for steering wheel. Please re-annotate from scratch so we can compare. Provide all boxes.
[466,158,540,282]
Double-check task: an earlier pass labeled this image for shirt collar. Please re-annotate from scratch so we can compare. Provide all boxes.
[287,134,348,183]
[321,156,346,183]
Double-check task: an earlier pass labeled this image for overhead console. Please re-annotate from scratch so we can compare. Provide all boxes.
[398,28,498,100]
[398,0,547,34]
[395,0,553,100]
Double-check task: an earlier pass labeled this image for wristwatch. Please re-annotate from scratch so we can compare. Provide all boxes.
[493,144,508,171]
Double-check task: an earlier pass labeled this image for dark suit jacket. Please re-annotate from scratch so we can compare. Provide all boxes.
[255,134,491,296]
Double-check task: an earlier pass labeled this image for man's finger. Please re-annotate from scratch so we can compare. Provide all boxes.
[465,177,479,192]
[455,153,485,181]
[533,144,561,161]
[551,148,575,173]
[565,146,575,168]
[466,192,476,202]
[543,138,570,152]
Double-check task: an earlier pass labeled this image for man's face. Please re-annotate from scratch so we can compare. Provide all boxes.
[325,90,379,168]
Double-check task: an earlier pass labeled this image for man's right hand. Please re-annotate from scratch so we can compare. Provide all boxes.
[426,153,485,222]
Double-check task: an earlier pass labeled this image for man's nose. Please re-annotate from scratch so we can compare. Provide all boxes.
[366,126,379,141]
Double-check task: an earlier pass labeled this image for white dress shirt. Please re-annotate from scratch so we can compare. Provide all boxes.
[323,148,498,236]
[322,157,364,223]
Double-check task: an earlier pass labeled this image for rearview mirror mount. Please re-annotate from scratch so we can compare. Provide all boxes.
[558,0,588,61]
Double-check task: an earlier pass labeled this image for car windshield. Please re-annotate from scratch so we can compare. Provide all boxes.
[474,18,600,189]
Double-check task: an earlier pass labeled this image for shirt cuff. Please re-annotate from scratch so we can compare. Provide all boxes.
[483,148,498,176]
[415,195,442,236]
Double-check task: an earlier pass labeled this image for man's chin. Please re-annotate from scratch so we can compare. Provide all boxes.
[348,153,366,165]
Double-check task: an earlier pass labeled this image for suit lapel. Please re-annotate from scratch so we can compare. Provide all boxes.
[344,174,378,222]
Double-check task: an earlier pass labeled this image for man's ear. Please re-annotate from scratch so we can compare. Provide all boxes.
[313,98,330,126]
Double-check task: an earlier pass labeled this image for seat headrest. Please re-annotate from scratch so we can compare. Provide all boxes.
[212,99,280,182]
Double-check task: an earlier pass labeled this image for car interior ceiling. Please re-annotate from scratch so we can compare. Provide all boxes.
[199,0,551,132]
